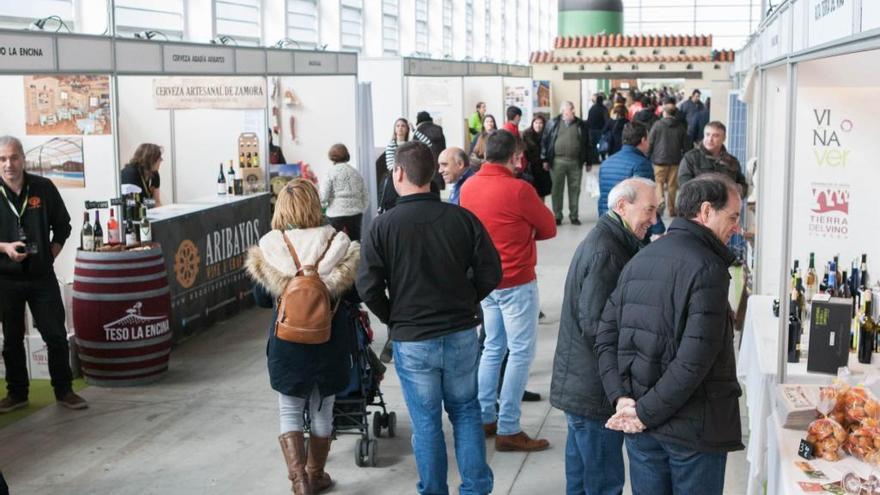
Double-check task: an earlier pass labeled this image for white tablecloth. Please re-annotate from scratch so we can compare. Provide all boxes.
[738,294,880,495]
[766,412,878,495]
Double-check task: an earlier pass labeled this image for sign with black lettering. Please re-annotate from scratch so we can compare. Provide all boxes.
[163,44,235,74]
[153,76,267,109]
[151,194,270,339]
[0,33,55,72]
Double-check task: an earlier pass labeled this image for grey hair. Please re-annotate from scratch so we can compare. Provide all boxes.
[608,177,655,211]
[0,136,24,156]
[453,149,468,166]
[560,100,575,113]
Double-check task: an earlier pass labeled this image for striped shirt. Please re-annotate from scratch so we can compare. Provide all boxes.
[385,130,433,171]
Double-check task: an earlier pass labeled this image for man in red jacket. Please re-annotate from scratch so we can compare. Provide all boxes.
[461,131,557,452]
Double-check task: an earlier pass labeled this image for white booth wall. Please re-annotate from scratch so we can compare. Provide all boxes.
[789,52,880,283]
[755,66,789,296]
[117,76,267,203]
[359,58,405,149]
[463,76,504,129]
[0,75,116,283]
[406,76,465,150]
[274,75,358,180]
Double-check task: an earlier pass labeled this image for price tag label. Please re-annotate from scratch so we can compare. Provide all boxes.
[84,201,109,209]
[798,439,815,460]
[109,197,124,206]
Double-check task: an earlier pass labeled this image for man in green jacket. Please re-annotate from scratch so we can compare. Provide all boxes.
[468,102,487,145]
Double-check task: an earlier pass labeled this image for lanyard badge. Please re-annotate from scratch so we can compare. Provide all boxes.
[0,184,29,225]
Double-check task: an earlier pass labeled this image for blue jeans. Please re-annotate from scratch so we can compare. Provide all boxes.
[394,328,493,495]
[478,280,539,435]
[565,414,625,495]
[625,433,727,495]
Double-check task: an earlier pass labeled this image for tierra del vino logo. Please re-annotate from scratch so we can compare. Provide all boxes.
[808,183,849,239]
[810,108,852,168]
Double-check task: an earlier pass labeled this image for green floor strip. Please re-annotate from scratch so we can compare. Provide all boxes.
[0,378,87,430]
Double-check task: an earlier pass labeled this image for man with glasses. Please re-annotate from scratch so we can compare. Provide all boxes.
[596,174,744,495]
[0,135,87,413]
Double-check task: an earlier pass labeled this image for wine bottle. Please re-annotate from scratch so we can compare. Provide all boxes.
[834,255,842,290]
[81,211,94,251]
[140,216,152,243]
[124,220,137,246]
[860,254,869,289]
[227,160,235,195]
[93,210,104,249]
[217,163,227,195]
[107,208,120,245]
[858,291,878,364]
[245,152,252,169]
[787,288,801,363]
[820,262,830,293]
[841,271,851,299]
[806,253,818,302]
[252,151,260,168]
[239,152,246,169]
[827,261,838,295]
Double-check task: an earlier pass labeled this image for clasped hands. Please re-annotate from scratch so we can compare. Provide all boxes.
[605,397,646,434]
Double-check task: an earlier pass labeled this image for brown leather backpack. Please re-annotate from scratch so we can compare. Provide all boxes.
[275,231,339,344]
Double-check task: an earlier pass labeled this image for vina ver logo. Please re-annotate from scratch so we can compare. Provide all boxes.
[811,187,849,215]
[811,109,852,167]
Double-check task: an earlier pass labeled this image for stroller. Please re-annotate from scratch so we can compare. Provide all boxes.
[305,303,396,467]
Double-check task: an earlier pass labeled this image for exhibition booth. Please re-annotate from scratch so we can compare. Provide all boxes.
[733,1,880,493]
[359,57,532,150]
[0,28,360,384]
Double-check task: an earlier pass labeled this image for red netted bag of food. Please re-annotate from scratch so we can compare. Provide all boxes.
[806,417,848,462]
[835,386,880,431]
[843,418,880,465]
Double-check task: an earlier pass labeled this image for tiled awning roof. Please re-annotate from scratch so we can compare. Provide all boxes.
[554,34,713,49]
[530,50,735,64]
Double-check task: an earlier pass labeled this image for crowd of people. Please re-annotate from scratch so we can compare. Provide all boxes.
[0,84,748,495]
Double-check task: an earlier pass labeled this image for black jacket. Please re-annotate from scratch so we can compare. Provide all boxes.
[678,145,748,198]
[540,115,598,166]
[522,127,552,197]
[648,116,691,165]
[596,218,743,453]
[550,213,643,420]
[689,107,711,144]
[585,103,609,131]
[0,173,71,278]
[601,118,628,156]
[357,193,502,341]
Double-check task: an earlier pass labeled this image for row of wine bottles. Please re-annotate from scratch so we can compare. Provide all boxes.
[788,253,879,365]
[80,193,152,251]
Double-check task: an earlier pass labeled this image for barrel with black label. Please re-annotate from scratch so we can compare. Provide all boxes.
[72,245,172,386]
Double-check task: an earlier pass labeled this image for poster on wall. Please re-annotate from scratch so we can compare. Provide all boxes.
[792,87,878,272]
[23,75,112,136]
[22,136,85,188]
[411,79,453,108]
[153,77,267,110]
[504,82,531,130]
[533,80,551,116]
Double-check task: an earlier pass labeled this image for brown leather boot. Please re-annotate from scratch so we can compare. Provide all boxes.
[306,436,334,493]
[279,431,312,495]
[495,431,550,452]
[482,422,497,438]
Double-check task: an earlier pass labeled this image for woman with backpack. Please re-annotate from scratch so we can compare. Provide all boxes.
[246,179,360,495]
[601,105,629,157]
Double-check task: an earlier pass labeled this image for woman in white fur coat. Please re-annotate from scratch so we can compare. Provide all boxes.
[246,179,360,495]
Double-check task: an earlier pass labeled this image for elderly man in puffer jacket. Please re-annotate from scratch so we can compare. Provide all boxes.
[596,173,744,495]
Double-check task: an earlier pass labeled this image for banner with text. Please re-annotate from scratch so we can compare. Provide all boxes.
[151,194,271,339]
[153,76,267,110]
[792,86,880,275]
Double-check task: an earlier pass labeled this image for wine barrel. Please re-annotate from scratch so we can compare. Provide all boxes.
[72,245,172,386]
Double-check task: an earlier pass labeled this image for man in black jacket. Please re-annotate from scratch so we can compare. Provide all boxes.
[551,177,658,495]
[678,121,748,198]
[596,173,744,495]
[541,101,598,225]
[416,111,447,191]
[0,136,87,413]
[648,106,690,217]
[357,141,501,494]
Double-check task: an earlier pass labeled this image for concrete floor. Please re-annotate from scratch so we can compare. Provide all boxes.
[0,177,750,494]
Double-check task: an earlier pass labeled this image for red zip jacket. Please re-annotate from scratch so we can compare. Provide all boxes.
[460,163,557,289]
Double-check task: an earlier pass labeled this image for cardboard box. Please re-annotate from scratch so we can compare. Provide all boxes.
[807,296,852,374]
[27,335,50,379]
